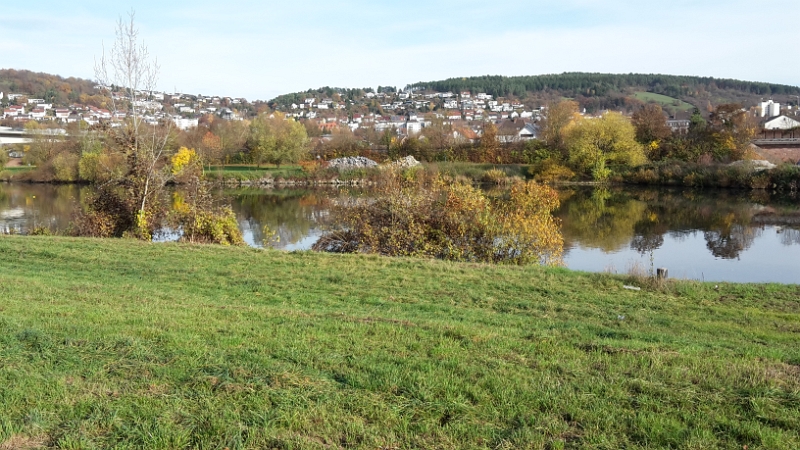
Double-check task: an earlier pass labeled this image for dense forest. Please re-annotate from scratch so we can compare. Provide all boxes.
[0,69,99,106]
[408,73,800,114]
[408,73,800,100]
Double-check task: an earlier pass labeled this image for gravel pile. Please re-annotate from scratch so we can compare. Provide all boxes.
[328,156,378,170]
[728,160,776,172]
[391,155,421,168]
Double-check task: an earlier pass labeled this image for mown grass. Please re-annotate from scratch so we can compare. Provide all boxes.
[0,237,799,449]
[0,166,35,181]
[632,92,695,112]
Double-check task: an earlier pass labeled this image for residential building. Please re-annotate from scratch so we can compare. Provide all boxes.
[760,100,781,118]
[764,115,800,130]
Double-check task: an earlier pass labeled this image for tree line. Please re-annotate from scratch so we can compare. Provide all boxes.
[408,73,800,100]
[0,69,99,106]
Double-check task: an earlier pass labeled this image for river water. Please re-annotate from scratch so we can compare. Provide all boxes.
[1,183,798,283]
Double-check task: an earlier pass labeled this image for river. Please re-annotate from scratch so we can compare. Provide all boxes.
[1,183,798,283]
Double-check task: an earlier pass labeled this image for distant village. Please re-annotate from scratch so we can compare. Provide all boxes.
[2,84,800,145]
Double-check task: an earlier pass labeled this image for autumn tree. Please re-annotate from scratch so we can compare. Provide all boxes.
[541,100,579,156]
[631,104,672,145]
[213,119,250,163]
[707,103,757,161]
[564,112,647,180]
[248,112,309,167]
[478,122,500,162]
[23,121,61,165]
[198,131,223,168]
[421,117,454,152]
[324,127,365,158]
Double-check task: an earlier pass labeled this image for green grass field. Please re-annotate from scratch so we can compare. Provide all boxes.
[632,92,695,112]
[0,166,35,180]
[0,237,799,448]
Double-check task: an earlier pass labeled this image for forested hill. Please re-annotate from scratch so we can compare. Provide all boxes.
[409,73,800,99]
[0,69,98,106]
[408,73,800,113]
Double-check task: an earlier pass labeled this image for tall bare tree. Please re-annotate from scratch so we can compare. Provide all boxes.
[94,11,173,238]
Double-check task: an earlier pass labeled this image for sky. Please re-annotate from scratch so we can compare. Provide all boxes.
[2,1,799,101]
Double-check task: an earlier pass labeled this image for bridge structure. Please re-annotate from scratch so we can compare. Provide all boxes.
[0,128,32,145]
[752,138,800,148]
[0,127,68,146]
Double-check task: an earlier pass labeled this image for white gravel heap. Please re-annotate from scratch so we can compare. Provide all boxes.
[728,160,776,172]
[391,155,421,168]
[328,156,378,170]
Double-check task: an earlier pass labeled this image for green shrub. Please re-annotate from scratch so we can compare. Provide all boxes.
[52,152,79,182]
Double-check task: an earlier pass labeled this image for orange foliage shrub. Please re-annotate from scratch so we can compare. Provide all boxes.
[314,169,563,265]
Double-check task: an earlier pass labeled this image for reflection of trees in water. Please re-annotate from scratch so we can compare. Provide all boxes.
[558,188,648,252]
[558,187,793,259]
[703,225,760,259]
[0,184,85,232]
[227,189,332,248]
[630,209,668,254]
[780,227,800,246]
[630,232,664,254]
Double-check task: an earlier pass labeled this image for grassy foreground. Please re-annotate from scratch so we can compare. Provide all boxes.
[0,237,799,449]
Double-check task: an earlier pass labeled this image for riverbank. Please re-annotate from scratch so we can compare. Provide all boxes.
[6,160,800,192]
[1,236,798,448]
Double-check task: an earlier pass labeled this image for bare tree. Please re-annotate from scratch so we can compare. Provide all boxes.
[93,11,173,238]
[95,10,158,132]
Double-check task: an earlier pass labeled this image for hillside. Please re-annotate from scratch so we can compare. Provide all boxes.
[408,72,800,115]
[0,236,799,448]
[0,68,99,106]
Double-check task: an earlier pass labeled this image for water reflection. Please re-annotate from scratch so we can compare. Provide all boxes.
[226,187,336,249]
[556,187,797,260]
[0,184,86,233]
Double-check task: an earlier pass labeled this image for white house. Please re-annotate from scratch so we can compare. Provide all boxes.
[764,115,800,130]
[443,100,459,109]
[172,116,198,130]
[30,108,47,120]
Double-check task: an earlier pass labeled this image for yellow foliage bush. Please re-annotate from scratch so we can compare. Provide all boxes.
[171,147,199,175]
[529,159,575,183]
[481,168,508,184]
[181,207,244,246]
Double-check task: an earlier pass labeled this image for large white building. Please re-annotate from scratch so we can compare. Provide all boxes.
[764,115,800,130]
[760,100,781,118]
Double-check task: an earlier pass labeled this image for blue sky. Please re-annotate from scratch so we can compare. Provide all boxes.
[2,1,798,100]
